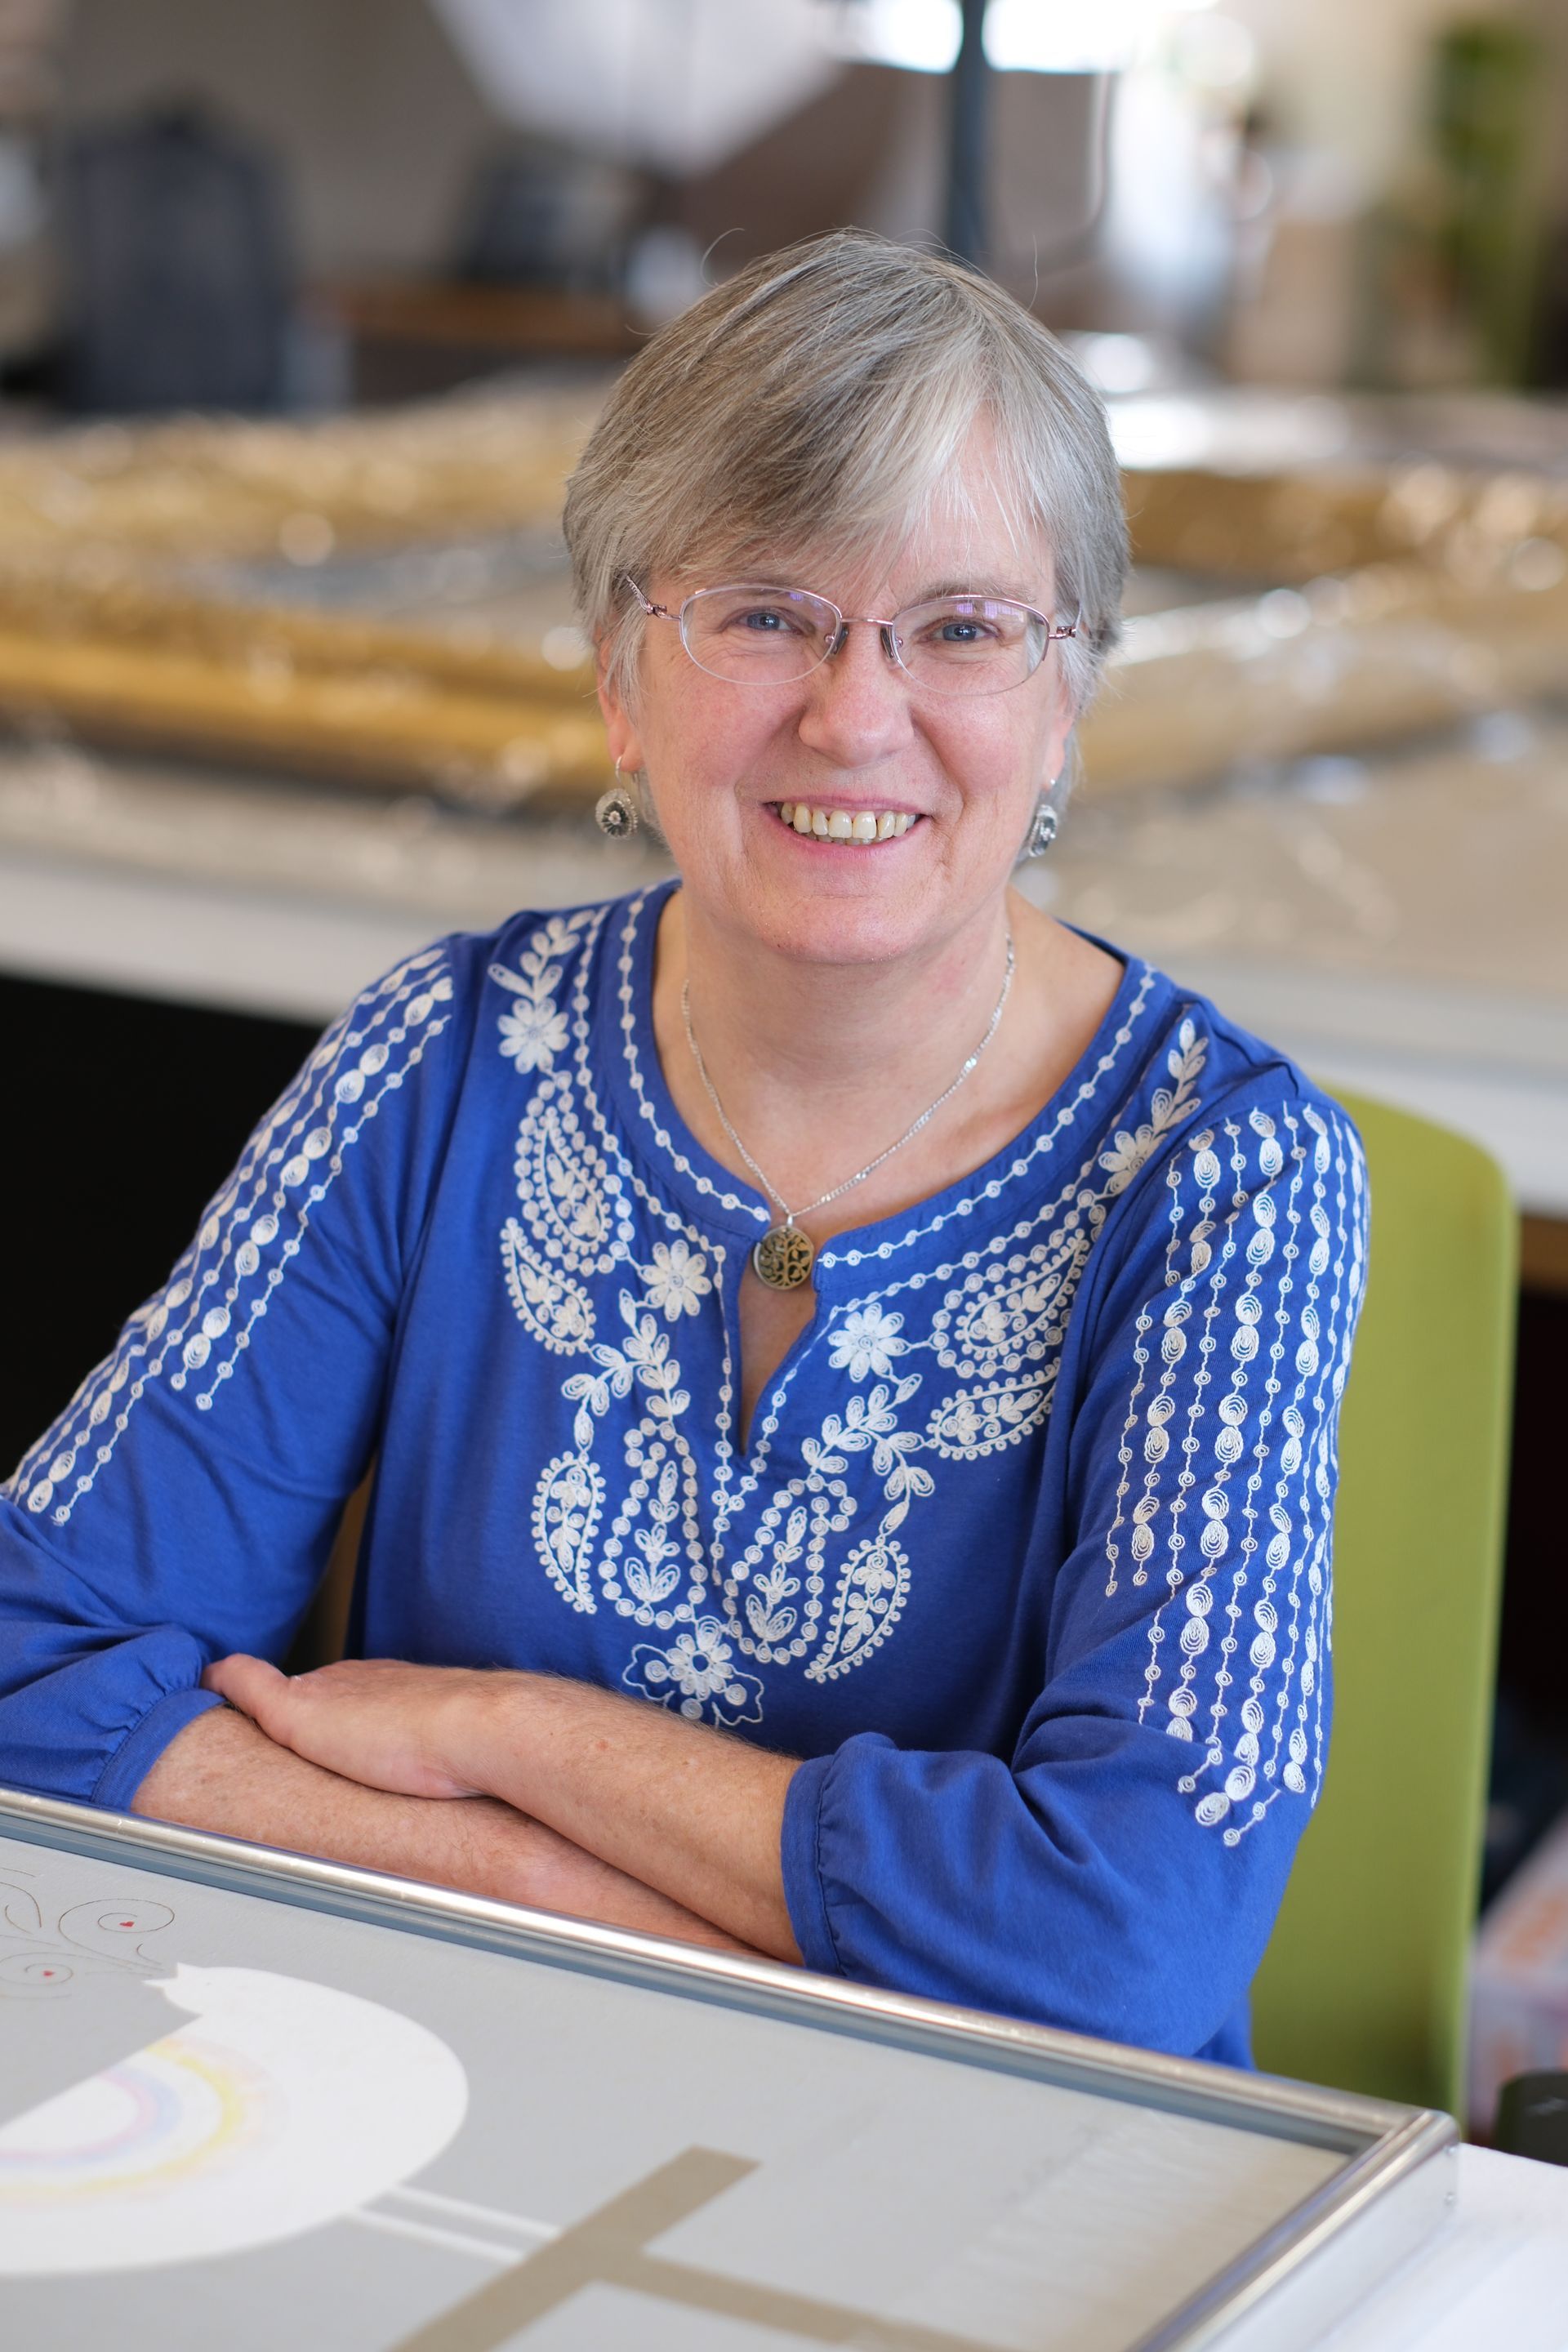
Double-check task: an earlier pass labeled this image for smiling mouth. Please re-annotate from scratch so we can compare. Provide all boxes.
[773,800,920,844]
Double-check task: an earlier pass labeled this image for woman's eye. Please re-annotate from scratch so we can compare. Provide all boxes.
[916,615,996,648]
[730,607,797,635]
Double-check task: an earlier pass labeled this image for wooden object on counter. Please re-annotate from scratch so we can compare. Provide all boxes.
[0,392,1564,804]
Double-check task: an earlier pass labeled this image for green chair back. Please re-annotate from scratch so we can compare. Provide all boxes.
[1250,1088,1517,2115]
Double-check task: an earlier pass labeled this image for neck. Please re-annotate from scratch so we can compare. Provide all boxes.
[654,888,1018,1209]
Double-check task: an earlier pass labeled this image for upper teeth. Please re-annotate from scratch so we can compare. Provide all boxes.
[779,803,915,843]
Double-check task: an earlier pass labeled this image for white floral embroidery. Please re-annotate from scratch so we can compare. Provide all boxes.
[488,898,1217,1731]
[488,892,1360,1836]
[7,950,455,1527]
[639,1238,714,1321]
[497,994,568,1072]
[1097,1018,1205,1197]
[624,1615,764,1726]
[489,915,579,1074]
[826,1303,909,1380]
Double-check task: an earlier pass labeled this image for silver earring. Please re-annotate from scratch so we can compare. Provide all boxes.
[1025,793,1059,858]
[595,759,639,839]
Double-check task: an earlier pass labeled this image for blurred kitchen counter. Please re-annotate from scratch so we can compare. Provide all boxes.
[1018,711,1568,1232]
[0,715,1564,1236]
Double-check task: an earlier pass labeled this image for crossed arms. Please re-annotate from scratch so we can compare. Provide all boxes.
[136,1654,802,1962]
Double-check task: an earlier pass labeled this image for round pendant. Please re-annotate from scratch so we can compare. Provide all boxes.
[752,1223,815,1292]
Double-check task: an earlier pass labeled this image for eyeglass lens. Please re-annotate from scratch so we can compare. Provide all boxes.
[679,586,1051,696]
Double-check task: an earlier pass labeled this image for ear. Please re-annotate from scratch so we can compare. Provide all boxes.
[595,640,647,777]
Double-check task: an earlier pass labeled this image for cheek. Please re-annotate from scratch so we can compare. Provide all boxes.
[645,678,786,794]
[931,707,1045,807]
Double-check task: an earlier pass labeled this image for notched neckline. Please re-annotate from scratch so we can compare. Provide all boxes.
[596,880,1160,1297]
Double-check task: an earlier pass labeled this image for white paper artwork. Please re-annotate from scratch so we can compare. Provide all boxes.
[0,1963,469,2274]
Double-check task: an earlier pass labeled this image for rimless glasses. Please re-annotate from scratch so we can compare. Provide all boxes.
[624,577,1076,698]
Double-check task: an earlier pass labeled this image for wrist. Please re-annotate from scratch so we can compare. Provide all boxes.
[438,1668,537,1803]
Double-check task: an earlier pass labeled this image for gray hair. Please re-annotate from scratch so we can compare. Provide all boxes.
[564,229,1126,720]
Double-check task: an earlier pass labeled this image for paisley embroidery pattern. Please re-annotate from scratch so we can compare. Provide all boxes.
[489,892,1361,1840]
[492,899,1212,1730]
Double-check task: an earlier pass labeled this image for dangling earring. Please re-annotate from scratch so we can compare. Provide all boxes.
[595,756,639,839]
[1024,791,1058,858]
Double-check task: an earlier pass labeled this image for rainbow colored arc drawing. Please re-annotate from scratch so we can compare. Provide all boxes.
[0,1965,469,2274]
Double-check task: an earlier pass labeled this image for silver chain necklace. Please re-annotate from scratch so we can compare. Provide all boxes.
[681,933,1016,1293]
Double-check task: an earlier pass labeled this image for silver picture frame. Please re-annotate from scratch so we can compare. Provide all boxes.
[0,1785,1457,2352]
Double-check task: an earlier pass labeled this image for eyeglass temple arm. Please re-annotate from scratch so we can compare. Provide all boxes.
[623,575,675,621]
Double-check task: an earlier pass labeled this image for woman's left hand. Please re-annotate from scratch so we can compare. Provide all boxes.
[202,1655,497,1801]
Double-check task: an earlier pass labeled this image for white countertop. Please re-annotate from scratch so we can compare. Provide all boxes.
[1322,2144,1568,2352]
[1,724,1564,1216]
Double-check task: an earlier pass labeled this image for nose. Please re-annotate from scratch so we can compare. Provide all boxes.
[795,617,915,768]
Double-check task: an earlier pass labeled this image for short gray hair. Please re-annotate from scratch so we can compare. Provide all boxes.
[564,229,1125,717]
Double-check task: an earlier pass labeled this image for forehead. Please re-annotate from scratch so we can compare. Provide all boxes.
[875,487,1055,605]
[664,423,1057,608]
[688,514,1056,611]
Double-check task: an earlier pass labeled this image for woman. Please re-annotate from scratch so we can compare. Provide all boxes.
[0,233,1365,2065]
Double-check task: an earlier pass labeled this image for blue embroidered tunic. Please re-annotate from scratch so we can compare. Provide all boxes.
[0,884,1367,2066]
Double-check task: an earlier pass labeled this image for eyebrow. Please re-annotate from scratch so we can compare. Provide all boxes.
[898,577,1046,608]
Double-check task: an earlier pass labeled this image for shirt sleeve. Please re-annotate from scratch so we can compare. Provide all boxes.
[780,1078,1369,2059]
[0,938,472,1811]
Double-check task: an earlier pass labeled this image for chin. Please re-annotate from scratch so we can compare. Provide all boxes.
[673,810,1016,969]
[737,875,951,969]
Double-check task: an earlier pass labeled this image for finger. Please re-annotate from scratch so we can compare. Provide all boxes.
[203,1653,292,1731]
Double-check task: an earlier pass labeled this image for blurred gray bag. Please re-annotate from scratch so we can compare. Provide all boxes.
[60,101,293,412]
